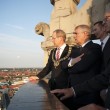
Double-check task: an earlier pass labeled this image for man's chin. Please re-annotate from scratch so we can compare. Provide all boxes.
[90,34,97,40]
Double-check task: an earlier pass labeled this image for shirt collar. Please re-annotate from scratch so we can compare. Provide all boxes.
[101,33,110,46]
[57,43,66,50]
[81,40,91,47]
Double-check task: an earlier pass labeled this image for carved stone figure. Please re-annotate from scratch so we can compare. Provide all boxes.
[35,22,50,41]
[35,22,54,65]
[35,0,110,65]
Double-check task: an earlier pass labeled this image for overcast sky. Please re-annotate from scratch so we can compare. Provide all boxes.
[0,0,86,68]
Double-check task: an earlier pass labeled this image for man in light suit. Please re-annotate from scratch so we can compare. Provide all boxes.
[51,9,110,110]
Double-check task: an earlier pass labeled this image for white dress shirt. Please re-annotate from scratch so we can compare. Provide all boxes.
[56,43,66,59]
[101,34,110,51]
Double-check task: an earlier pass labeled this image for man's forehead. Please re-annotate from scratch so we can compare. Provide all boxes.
[105,11,110,17]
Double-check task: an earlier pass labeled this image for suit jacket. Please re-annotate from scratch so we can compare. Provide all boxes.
[74,37,110,108]
[62,41,102,86]
[61,41,103,109]
[37,44,72,90]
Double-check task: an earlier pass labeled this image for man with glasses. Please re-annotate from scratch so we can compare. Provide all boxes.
[51,10,110,110]
[31,29,78,108]
[36,29,73,90]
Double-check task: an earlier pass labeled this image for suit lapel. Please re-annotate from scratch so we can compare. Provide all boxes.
[103,37,110,66]
[83,41,92,48]
[60,45,69,59]
[80,41,92,53]
[54,48,57,60]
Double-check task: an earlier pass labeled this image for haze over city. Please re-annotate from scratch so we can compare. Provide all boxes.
[0,0,86,68]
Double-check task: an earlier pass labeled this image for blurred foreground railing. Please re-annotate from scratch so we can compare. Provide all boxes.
[7,80,69,110]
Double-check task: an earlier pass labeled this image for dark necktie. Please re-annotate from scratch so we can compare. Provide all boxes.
[101,42,103,47]
[101,42,104,50]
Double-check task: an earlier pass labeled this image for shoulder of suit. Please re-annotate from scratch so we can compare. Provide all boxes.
[71,45,79,49]
[92,42,101,47]
[89,41,100,46]
[89,42,101,51]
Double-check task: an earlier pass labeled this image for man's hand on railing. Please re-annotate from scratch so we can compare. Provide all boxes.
[29,76,39,83]
[50,88,74,100]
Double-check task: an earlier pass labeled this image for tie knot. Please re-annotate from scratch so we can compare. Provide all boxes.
[56,48,60,60]
[101,42,103,46]
[57,48,60,50]
[101,41,104,51]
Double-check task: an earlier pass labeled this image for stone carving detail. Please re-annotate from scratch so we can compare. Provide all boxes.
[50,0,80,18]
[35,22,54,65]
[35,22,54,50]
[50,0,80,36]
[35,22,50,41]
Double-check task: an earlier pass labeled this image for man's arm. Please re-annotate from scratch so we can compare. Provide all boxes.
[37,51,53,79]
[74,64,110,96]
[29,50,53,81]
[50,87,74,100]
[68,53,84,67]
[61,53,84,70]
[68,45,102,74]
[51,62,110,100]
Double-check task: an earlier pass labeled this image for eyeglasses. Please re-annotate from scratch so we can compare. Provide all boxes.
[66,32,84,35]
[105,16,110,20]
[52,37,58,40]
[73,32,84,34]
[52,37,55,39]
[104,16,110,22]
[73,32,77,34]
[52,36,62,39]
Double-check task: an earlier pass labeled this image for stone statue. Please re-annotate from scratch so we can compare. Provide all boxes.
[35,22,50,41]
[35,0,110,65]
[50,0,80,36]
[50,0,80,18]
[35,22,54,65]
[49,0,110,45]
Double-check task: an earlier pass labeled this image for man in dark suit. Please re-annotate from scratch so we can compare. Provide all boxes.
[37,29,73,90]
[51,10,110,110]
[61,25,103,109]
[31,29,76,108]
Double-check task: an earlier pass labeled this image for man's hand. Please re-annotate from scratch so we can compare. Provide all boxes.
[50,88,74,100]
[71,53,84,66]
[29,76,39,81]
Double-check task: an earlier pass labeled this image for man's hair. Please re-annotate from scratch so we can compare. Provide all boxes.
[105,9,110,14]
[75,24,91,36]
[53,29,66,41]
[94,21,103,27]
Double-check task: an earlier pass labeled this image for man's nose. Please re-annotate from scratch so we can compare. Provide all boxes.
[104,17,110,22]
